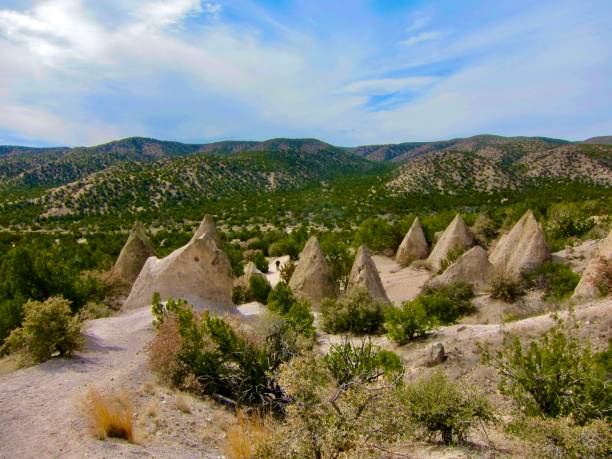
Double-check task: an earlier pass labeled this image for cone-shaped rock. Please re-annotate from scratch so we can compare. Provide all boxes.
[347,245,390,302]
[289,236,337,307]
[429,246,492,289]
[489,210,551,278]
[396,217,429,266]
[426,215,475,272]
[235,261,270,289]
[124,233,234,312]
[110,221,156,287]
[191,214,222,247]
[573,229,612,299]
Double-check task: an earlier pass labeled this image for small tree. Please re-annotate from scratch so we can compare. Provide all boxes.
[384,300,437,345]
[320,287,388,334]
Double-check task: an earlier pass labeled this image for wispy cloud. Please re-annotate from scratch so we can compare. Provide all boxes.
[400,30,443,46]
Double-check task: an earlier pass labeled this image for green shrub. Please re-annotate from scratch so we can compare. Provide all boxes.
[523,261,580,301]
[1,296,83,362]
[489,273,524,303]
[419,282,475,324]
[508,416,612,459]
[384,300,437,345]
[401,371,495,445]
[246,251,269,273]
[320,287,388,334]
[438,246,465,274]
[481,314,610,424]
[248,275,271,304]
[323,339,403,385]
[279,260,295,284]
[267,283,315,337]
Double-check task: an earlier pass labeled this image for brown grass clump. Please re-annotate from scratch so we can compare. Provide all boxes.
[174,393,191,413]
[148,314,183,386]
[222,410,273,459]
[84,388,134,443]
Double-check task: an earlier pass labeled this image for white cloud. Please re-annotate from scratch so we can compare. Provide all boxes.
[400,30,442,46]
[203,2,222,19]
[342,77,438,95]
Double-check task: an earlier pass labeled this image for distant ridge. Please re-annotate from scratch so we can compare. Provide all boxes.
[583,136,612,145]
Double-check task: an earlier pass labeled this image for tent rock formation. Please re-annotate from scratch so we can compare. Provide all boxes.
[289,236,337,307]
[428,246,492,289]
[124,233,234,312]
[489,210,550,278]
[191,214,223,247]
[347,245,390,303]
[395,217,429,266]
[573,229,612,299]
[110,221,156,287]
[426,215,475,272]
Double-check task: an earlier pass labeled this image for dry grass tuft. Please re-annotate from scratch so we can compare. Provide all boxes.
[174,393,191,413]
[84,388,135,443]
[148,315,183,386]
[223,410,273,459]
[144,399,159,418]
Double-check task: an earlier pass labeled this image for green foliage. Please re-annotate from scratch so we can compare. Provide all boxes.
[419,282,475,324]
[508,416,612,459]
[354,218,402,253]
[523,261,580,300]
[1,296,83,362]
[489,273,524,303]
[481,314,611,424]
[384,300,437,344]
[266,283,315,338]
[323,339,403,385]
[401,371,495,445]
[438,246,465,274]
[279,259,295,284]
[320,287,388,334]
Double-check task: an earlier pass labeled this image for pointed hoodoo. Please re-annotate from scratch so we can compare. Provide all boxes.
[395,217,429,266]
[192,214,222,247]
[573,229,612,299]
[110,221,156,287]
[347,245,390,302]
[426,214,475,272]
[489,210,551,278]
[124,233,234,312]
[289,236,337,307]
[429,246,493,289]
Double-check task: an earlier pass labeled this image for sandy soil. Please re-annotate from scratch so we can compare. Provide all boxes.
[265,255,290,288]
[373,254,431,305]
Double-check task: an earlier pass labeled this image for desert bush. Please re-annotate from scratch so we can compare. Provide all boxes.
[244,250,268,273]
[80,301,113,320]
[595,259,612,296]
[438,246,465,274]
[266,283,315,337]
[224,410,273,459]
[481,314,610,424]
[489,273,524,303]
[148,314,184,386]
[256,352,411,458]
[508,416,611,459]
[84,388,134,442]
[320,287,388,334]
[522,261,580,301]
[323,339,403,385]
[401,371,495,445]
[384,300,437,345]
[279,259,295,283]
[1,296,83,362]
[249,275,271,303]
[419,282,475,324]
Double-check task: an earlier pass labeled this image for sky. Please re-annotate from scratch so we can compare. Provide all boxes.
[0,0,610,147]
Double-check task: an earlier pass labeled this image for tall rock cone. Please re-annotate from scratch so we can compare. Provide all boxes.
[489,210,551,278]
[426,215,475,272]
[289,236,337,307]
[347,245,390,302]
[573,229,612,299]
[429,246,493,289]
[396,217,429,266]
[110,221,156,287]
[124,233,234,312]
[191,214,222,247]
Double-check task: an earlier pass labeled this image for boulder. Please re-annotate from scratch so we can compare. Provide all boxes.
[347,245,390,303]
[110,221,156,287]
[573,229,612,299]
[425,343,446,367]
[489,210,551,278]
[191,214,222,247]
[426,215,475,272]
[289,236,337,307]
[428,246,492,289]
[124,233,234,312]
[395,217,429,266]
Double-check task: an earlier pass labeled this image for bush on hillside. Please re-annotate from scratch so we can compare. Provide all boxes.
[438,246,465,274]
[279,260,295,284]
[266,283,315,338]
[232,275,271,305]
[1,296,83,362]
[481,313,610,424]
[419,282,475,324]
[489,273,524,303]
[244,250,269,273]
[320,287,388,334]
[401,371,495,445]
[384,300,437,345]
[522,261,580,301]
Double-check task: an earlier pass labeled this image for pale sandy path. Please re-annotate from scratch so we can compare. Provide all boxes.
[373,255,431,305]
[0,307,222,459]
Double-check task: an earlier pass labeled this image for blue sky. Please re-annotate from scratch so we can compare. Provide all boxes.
[0,0,610,147]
